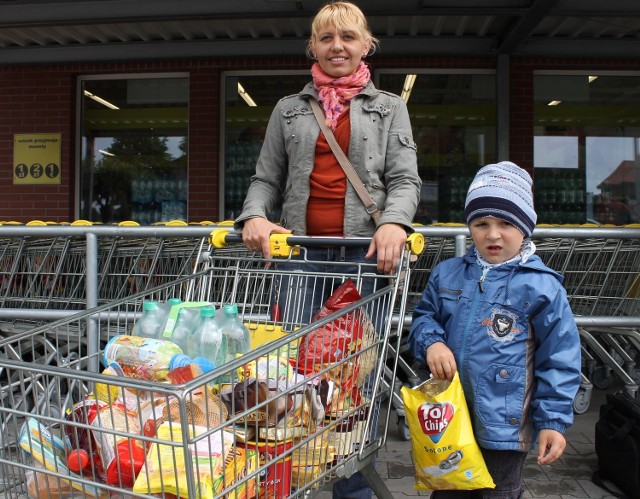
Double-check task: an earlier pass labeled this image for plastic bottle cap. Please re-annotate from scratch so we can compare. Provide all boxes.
[224,304,238,314]
[169,353,191,370]
[168,298,183,305]
[67,449,89,473]
[143,301,158,311]
[200,307,215,318]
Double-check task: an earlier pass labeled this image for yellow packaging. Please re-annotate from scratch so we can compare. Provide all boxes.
[290,464,323,489]
[400,373,495,491]
[212,445,258,498]
[133,422,234,499]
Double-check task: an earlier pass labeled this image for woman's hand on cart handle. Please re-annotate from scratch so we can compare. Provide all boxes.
[366,223,409,274]
[241,217,291,260]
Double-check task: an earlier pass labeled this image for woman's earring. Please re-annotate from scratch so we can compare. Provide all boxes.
[312,53,317,59]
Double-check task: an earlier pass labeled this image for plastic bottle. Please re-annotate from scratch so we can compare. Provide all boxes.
[102,335,184,382]
[186,306,227,374]
[131,300,163,339]
[163,307,192,352]
[160,297,183,335]
[220,304,251,378]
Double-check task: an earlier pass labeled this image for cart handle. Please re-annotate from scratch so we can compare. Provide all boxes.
[209,229,425,257]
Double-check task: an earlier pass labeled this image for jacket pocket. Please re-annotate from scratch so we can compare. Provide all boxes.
[476,364,525,427]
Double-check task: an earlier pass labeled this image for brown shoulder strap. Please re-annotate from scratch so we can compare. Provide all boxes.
[309,98,381,224]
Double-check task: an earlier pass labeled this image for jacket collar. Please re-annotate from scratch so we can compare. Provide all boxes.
[463,244,563,283]
[300,80,377,100]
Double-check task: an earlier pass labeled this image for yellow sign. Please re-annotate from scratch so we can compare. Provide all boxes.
[13,133,62,185]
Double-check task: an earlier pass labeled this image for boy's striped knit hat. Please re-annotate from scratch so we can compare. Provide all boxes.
[464,161,537,237]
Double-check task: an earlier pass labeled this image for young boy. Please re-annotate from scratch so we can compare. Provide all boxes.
[408,161,582,498]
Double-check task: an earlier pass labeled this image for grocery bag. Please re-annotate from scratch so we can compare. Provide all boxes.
[401,373,495,491]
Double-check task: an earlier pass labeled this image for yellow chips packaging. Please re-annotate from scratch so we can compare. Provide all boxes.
[401,373,495,491]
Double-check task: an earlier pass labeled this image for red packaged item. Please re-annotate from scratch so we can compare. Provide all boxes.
[64,399,108,482]
[91,402,146,488]
[296,279,367,390]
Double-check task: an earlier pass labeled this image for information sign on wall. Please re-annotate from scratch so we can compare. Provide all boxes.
[13,133,62,185]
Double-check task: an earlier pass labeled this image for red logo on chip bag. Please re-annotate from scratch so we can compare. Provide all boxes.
[417,402,454,443]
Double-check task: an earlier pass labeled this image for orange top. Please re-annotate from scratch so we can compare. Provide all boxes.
[306,110,349,236]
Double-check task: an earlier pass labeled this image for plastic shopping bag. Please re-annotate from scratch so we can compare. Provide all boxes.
[401,373,495,491]
[296,279,376,389]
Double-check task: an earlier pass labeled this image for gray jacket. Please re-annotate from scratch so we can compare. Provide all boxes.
[236,81,421,236]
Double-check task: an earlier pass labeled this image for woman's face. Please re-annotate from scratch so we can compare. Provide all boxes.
[311,24,370,78]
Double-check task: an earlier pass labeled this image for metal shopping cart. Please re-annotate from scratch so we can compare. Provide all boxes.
[0,231,423,498]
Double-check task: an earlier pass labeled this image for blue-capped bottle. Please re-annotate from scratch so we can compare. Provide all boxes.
[166,307,192,353]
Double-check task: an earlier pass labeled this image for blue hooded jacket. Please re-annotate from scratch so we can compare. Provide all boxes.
[408,245,582,452]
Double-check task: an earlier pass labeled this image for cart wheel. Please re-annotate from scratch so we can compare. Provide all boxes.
[573,389,591,415]
[592,366,612,390]
[398,416,411,441]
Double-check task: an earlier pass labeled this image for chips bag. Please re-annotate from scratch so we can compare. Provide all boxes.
[401,373,495,491]
[296,279,376,390]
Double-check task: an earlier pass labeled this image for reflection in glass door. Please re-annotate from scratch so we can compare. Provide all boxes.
[78,75,189,224]
[222,72,309,220]
[534,73,640,225]
[378,71,497,224]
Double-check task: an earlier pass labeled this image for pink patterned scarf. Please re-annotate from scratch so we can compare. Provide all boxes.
[311,61,370,130]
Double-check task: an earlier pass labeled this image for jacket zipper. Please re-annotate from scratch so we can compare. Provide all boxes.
[459,279,482,378]
[478,274,486,293]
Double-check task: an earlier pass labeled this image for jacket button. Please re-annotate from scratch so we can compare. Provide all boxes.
[287,120,291,124]
[509,418,518,425]
[499,369,508,378]
[363,136,368,140]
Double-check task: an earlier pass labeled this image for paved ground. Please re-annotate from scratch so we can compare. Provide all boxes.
[6,383,627,498]
[316,384,626,499]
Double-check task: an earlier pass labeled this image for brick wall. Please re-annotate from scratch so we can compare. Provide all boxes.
[0,55,637,222]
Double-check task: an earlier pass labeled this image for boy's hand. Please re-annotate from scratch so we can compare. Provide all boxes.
[537,429,566,465]
[426,342,457,381]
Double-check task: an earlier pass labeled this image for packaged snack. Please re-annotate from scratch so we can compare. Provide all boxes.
[102,335,183,381]
[133,422,234,499]
[296,279,376,390]
[64,399,108,482]
[243,439,293,499]
[20,417,107,498]
[91,402,146,488]
[401,373,495,491]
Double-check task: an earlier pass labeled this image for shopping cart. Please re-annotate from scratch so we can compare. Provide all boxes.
[0,230,423,498]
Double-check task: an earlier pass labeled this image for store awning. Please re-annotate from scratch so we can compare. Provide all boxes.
[1,0,640,64]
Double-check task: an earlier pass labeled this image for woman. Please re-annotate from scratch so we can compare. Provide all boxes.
[236,1,421,274]
[236,3,421,497]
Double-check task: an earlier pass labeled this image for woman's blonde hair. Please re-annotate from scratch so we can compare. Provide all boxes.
[308,1,379,58]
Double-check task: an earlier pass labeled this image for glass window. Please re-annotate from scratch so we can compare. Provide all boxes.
[534,73,640,225]
[222,72,309,220]
[78,75,189,224]
[378,72,496,224]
